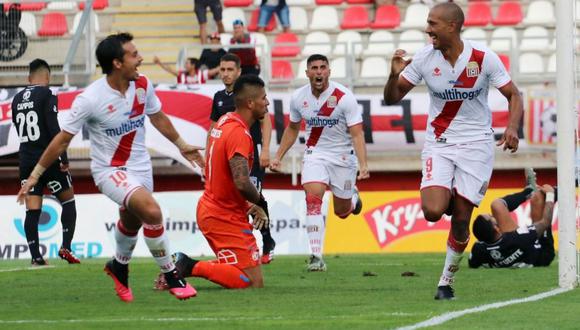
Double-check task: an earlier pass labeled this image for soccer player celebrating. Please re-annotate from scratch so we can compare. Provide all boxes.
[17,33,203,302]
[271,54,369,272]
[469,169,556,269]
[156,75,270,290]
[208,53,276,264]
[384,3,523,299]
[12,59,79,265]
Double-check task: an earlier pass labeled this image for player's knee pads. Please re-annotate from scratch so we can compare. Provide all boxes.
[305,194,323,215]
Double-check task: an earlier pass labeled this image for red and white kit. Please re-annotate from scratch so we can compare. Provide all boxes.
[402,40,511,205]
[289,81,362,199]
[61,75,161,206]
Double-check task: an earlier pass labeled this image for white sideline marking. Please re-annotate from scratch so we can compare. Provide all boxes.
[0,265,55,273]
[396,287,571,330]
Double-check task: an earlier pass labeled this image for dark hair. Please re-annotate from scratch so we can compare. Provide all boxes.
[472,215,495,243]
[233,75,265,108]
[434,2,464,32]
[96,32,134,75]
[186,57,200,70]
[29,58,50,74]
[306,54,329,67]
[220,53,241,68]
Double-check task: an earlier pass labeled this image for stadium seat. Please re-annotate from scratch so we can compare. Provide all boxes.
[547,53,556,73]
[222,8,246,32]
[271,32,300,57]
[519,26,550,52]
[492,1,523,26]
[398,29,426,54]
[489,27,517,53]
[19,12,37,36]
[297,58,308,79]
[18,2,46,11]
[360,57,389,78]
[302,31,331,56]
[498,54,511,71]
[519,53,544,74]
[464,2,491,27]
[315,0,342,5]
[330,57,348,78]
[248,8,277,32]
[224,0,253,7]
[363,30,394,56]
[400,3,429,29]
[461,28,487,46]
[346,0,372,4]
[38,12,68,36]
[220,33,233,48]
[310,6,339,30]
[289,7,308,32]
[46,1,76,10]
[251,32,269,57]
[79,0,109,10]
[71,11,100,34]
[286,0,314,5]
[271,60,294,80]
[523,0,555,25]
[334,31,363,56]
[340,6,370,30]
[370,5,400,29]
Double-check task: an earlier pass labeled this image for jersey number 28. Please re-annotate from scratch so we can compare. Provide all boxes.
[15,111,40,142]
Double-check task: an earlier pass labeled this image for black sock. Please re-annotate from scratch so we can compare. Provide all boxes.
[24,209,42,261]
[60,199,77,250]
[501,187,534,212]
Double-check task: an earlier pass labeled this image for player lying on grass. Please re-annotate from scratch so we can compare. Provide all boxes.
[469,169,556,269]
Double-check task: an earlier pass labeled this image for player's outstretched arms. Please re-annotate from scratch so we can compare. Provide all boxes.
[153,56,179,77]
[534,185,556,238]
[17,131,75,204]
[384,49,414,105]
[270,121,300,172]
[496,82,523,153]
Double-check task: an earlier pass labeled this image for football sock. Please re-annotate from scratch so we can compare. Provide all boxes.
[438,231,469,287]
[259,201,273,244]
[500,187,534,212]
[192,261,251,289]
[114,220,138,265]
[143,223,175,273]
[24,209,42,261]
[305,194,325,258]
[60,198,77,250]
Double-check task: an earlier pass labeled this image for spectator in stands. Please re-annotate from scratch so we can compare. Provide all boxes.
[200,32,227,79]
[258,0,290,33]
[195,0,225,44]
[153,56,219,85]
[230,19,261,76]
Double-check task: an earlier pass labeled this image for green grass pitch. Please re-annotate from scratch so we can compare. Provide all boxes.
[0,254,578,329]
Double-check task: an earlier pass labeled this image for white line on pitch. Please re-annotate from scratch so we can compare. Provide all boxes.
[396,287,571,330]
[0,265,55,273]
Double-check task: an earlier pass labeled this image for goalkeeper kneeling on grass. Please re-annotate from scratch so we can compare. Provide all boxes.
[155,75,271,290]
[469,168,556,269]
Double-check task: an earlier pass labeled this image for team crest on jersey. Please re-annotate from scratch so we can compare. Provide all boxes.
[327,96,337,108]
[23,90,31,101]
[302,101,308,108]
[218,100,223,107]
[490,250,502,261]
[432,67,441,77]
[466,61,480,78]
[136,88,146,104]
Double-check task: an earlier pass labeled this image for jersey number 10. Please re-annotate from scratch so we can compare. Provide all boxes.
[15,111,40,143]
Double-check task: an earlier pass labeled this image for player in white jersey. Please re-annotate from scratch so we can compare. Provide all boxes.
[17,33,204,302]
[271,54,369,271]
[384,3,523,300]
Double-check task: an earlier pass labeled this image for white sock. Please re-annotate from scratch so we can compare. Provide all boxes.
[114,221,138,265]
[306,213,325,258]
[143,224,175,273]
[438,244,464,287]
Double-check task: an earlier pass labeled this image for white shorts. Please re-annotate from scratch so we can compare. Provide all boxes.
[301,154,357,199]
[95,168,153,208]
[420,141,494,206]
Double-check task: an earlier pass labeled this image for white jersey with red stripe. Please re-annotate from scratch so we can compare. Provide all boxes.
[61,75,161,181]
[289,81,362,162]
[401,40,511,144]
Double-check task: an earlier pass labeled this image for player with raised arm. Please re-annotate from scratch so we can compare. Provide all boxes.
[12,59,79,265]
[16,33,203,302]
[384,3,523,299]
[271,54,369,272]
[469,168,556,269]
[155,75,270,290]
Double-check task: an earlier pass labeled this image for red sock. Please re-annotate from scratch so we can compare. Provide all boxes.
[447,231,469,253]
[192,261,251,289]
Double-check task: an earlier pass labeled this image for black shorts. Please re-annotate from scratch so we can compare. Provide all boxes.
[194,0,222,24]
[533,228,555,267]
[20,163,72,196]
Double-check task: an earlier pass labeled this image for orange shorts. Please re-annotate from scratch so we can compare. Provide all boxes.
[197,200,260,269]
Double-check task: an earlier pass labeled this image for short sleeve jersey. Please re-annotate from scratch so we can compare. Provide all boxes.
[201,112,254,213]
[289,80,362,158]
[60,75,161,178]
[401,40,511,144]
[468,225,540,268]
